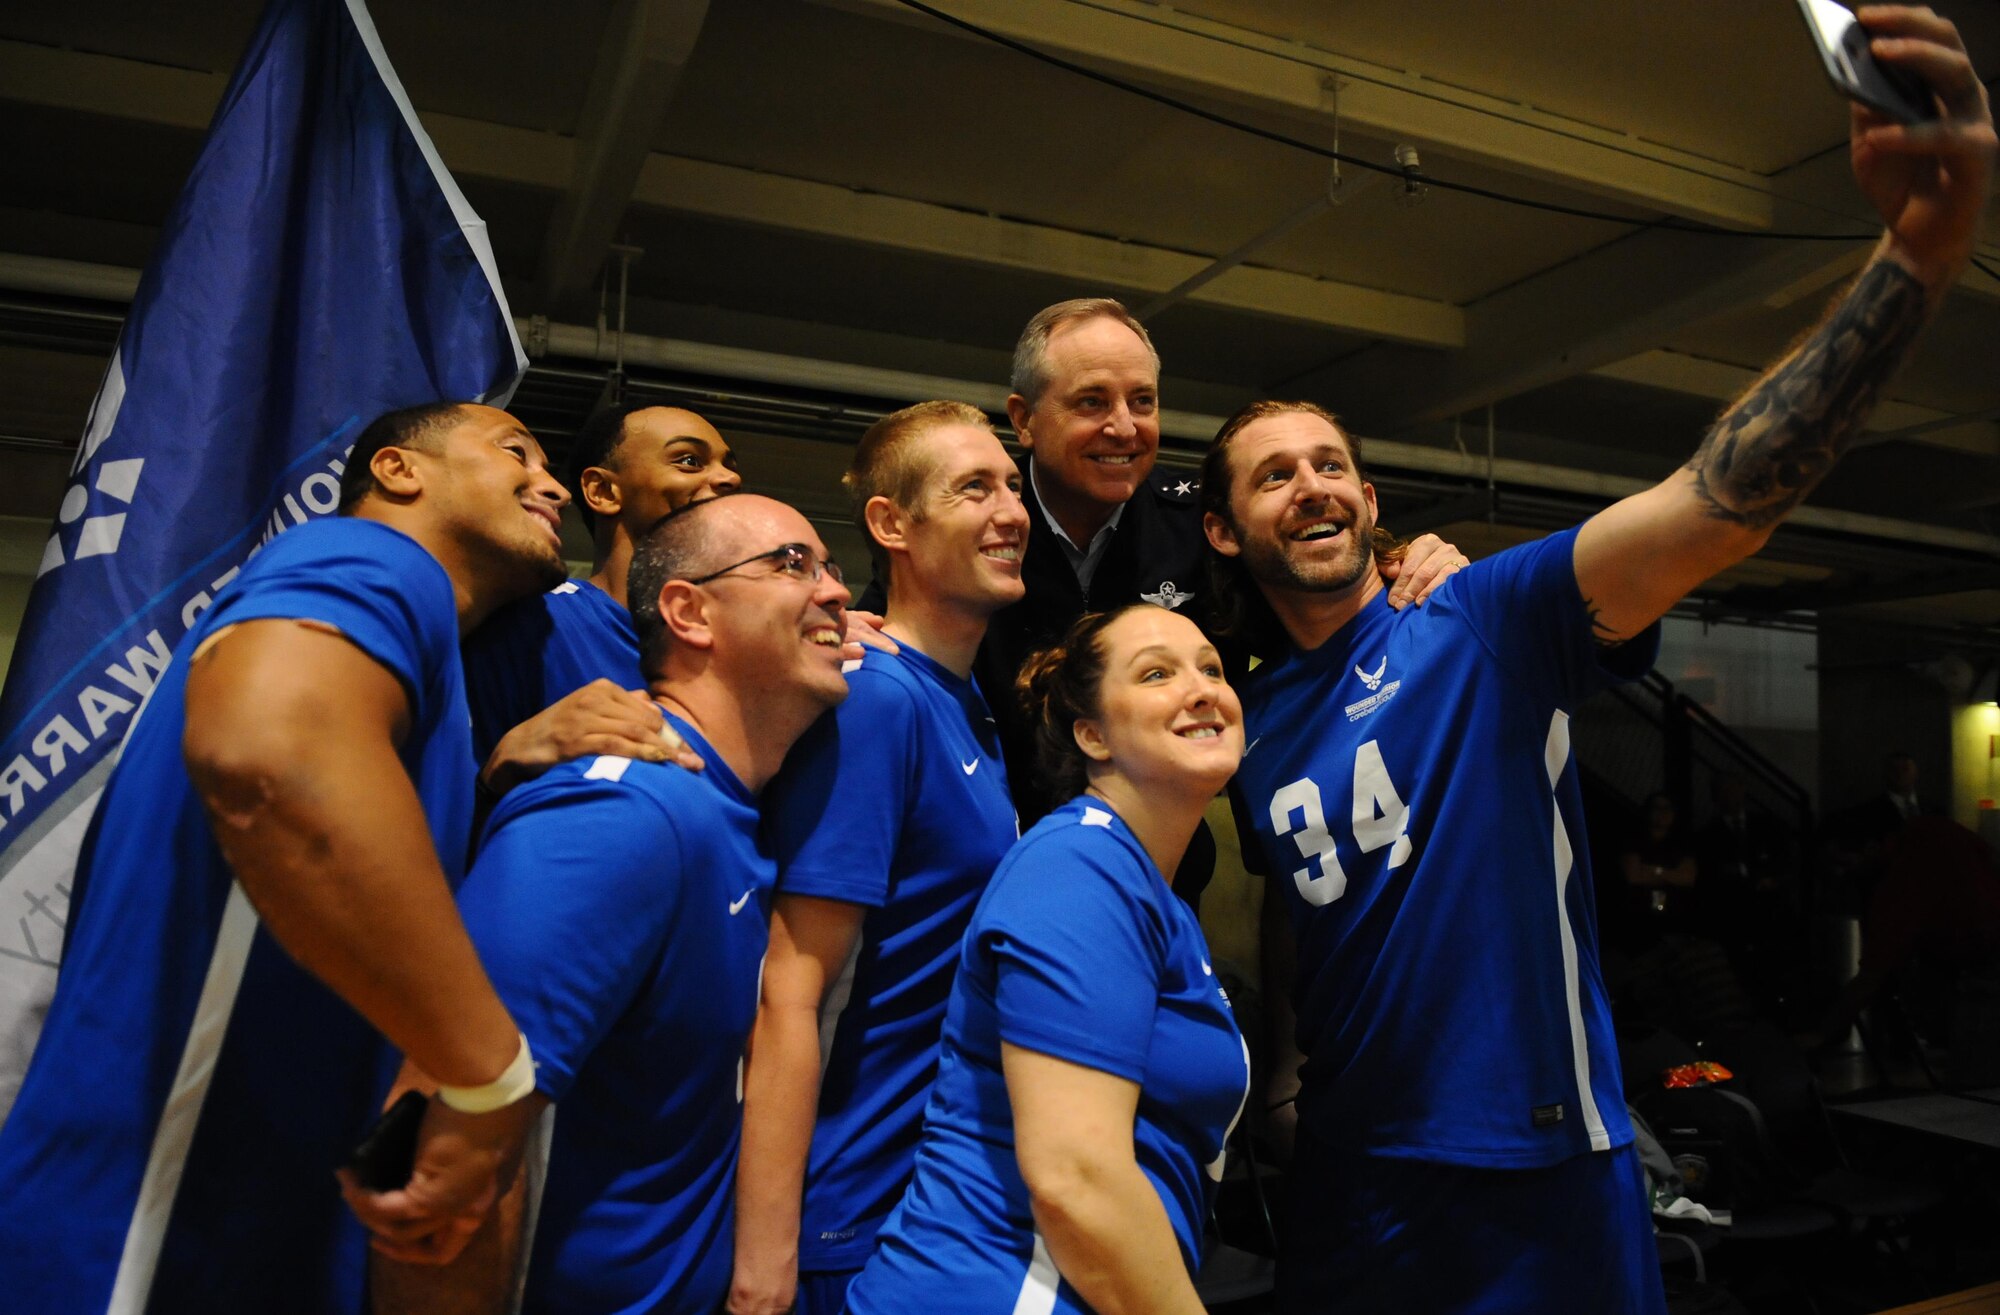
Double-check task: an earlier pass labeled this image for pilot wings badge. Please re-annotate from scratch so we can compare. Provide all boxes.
[1354,657,1387,691]
[1140,580,1194,610]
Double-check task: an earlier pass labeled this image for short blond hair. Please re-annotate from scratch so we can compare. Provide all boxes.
[1010,298,1159,408]
[845,400,996,580]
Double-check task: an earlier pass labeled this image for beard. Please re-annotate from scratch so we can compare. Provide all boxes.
[1236,516,1376,596]
[504,530,570,597]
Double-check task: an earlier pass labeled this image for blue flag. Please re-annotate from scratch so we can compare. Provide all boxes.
[0,0,525,1114]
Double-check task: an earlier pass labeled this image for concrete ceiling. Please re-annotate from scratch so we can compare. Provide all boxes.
[1,0,1998,632]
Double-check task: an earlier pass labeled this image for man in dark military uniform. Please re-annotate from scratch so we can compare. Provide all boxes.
[865,297,1461,906]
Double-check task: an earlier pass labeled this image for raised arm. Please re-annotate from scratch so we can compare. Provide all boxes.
[184,619,530,1255]
[1005,1045,1208,1315]
[730,894,867,1315]
[1574,5,1993,644]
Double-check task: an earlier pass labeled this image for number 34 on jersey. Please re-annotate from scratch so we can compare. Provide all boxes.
[1267,739,1412,907]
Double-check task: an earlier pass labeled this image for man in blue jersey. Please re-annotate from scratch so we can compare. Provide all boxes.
[1201,13,1990,1308]
[373,492,853,1315]
[0,402,573,1314]
[462,402,740,787]
[731,401,1028,1315]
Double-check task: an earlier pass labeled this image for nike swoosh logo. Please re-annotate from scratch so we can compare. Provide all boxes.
[1202,960,1213,977]
[1243,737,1263,757]
[728,891,752,916]
[962,758,979,775]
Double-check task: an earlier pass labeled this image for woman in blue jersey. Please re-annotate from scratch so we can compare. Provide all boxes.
[844,603,1251,1315]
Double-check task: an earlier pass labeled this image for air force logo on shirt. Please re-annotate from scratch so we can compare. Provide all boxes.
[1344,656,1401,722]
[1141,580,1195,610]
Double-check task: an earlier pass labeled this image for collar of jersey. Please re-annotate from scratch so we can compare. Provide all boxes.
[659,710,751,806]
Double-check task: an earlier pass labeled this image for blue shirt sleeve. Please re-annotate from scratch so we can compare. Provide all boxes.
[457,770,685,1101]
[207,522,454,716]
[762,667,916,908]
[1443,524,1659,706]
[980,833,1166,1084]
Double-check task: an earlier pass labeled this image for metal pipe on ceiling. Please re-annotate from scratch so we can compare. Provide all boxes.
[0,251,1994,557]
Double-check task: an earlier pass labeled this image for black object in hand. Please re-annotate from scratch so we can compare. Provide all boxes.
[346,1089,428,1191]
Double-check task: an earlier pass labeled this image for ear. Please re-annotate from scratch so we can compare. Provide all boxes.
[1362,480,1379,523]
[577,465,623,521]
[368,446,425,500]
[1203,509,1241,558]
[863,494,912,558]
[1004,394,1035,451]
[1072,716,1112,764]
[657,580,716,652]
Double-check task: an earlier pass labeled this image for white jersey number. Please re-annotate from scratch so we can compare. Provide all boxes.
[1269,739,1412,907]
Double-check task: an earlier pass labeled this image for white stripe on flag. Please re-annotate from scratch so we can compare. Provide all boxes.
[338,0,525,400]
[106,882,262,1314]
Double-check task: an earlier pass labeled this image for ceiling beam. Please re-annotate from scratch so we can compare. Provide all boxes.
[537,0,711,312]
[816,0,1779,230]
[1298,222,1869,430]
[627,157,1462,346]
[0,38,1460,348]
[1591,350,2000,457]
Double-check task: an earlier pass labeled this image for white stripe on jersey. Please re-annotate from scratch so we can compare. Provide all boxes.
[1010,1231,1061,1315]
[1543,710,1611,1151]
[817,935,865,1076]
[1207,1032,1253,1183]
[107,882,262,1314]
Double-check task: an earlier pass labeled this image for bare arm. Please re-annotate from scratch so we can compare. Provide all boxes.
[185,620,539,1258]
[1574,7,1992,643]
[184,620,518,1086]
[729,895,867,1315]
[368,1061,548,1313]
[1004,1046,1208,1315]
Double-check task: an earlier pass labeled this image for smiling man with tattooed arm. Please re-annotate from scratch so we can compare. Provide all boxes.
[1200,8,1992,1313]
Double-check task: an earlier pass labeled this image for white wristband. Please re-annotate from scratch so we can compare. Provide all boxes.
[436,1032,537,1114]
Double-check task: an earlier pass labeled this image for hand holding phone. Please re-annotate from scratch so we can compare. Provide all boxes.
[1797,0,1939,124]
[345,1089,428,1192]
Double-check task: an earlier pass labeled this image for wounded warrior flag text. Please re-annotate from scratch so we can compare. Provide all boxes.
[0,0,526,1116]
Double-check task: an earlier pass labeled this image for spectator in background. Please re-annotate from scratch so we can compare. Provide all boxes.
[1623,792,1699,935]
[1813,816,2000,1088]
[1696,774,1798,991]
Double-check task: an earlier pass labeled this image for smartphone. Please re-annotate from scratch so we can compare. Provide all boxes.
[1796,0,1938,124]
[345,1089,428,1192]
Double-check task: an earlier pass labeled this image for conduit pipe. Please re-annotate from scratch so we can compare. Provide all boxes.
[1,252,1993,556]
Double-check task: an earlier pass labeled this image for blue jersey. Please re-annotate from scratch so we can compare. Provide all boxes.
[0,518,471,1315]
[459,716,771,1315]
[1234,526,1657,1169]
[762,643,1017,1271]
[846,798,1250,1315]
[462,578,639,764]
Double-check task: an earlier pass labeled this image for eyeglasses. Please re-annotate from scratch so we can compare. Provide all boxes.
[686,542,845,588]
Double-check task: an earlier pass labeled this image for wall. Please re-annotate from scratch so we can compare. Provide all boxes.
[1817,618,1954,823]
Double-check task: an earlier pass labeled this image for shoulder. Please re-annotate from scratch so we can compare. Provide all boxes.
[489,754,690,838]
[1003,802,1151,894]
[243,519,447,598]
[212,519,456,657]
[835,650,927,721]
[1138,469,1207,536]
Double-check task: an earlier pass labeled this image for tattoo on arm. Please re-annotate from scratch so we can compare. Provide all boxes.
[1685,260,1927,531]
[1582,597,1623,649]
